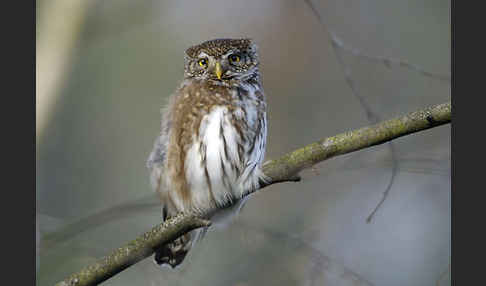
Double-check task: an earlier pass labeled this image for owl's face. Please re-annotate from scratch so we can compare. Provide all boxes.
[184,38,259,83]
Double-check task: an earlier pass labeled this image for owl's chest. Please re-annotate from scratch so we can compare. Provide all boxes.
[168,85,265,213]
[183,104,258,209]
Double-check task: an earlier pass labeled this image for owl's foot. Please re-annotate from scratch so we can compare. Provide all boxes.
[153,233,192,268]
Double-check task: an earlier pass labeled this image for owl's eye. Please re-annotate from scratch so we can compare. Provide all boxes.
[198,58,208,68]
[229,54,241,63]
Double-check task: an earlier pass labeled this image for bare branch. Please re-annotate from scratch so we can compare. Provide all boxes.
[259,101,450,189]
[55,101,451,285]
[55,213,211,286]
[330,32,399,223]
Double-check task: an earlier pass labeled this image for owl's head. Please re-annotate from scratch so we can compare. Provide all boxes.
[184,38,259,83]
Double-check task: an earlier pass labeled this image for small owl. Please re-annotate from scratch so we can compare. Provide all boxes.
[147,38,267,268]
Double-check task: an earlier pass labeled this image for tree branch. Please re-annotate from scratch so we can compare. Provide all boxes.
[55,214,211,286]
[55,101,451,285]
[259,101,450,189]
[303,0,450,222]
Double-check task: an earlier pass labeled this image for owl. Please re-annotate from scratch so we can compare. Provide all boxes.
[147,38,267,268]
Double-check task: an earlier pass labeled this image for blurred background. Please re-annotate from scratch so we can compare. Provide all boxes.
[36,0,451,285]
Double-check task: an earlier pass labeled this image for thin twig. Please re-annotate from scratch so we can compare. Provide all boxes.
[366,143,398,223]
[330,32,451,83]
[331,34,399,223]
[302,0,449,222]
[303,0,451,83]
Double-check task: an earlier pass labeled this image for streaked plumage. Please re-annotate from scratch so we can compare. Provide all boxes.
[147,38,267,268]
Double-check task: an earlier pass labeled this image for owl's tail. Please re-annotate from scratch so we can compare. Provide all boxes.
[153,227,207,268]
[153,232,191,268]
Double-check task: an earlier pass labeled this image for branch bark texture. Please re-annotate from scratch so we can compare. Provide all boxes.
[55,101,451,286]
[55,214,211,286]
[259,101,451,188]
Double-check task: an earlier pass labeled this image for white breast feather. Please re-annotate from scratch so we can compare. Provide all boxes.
[183,87,265,221]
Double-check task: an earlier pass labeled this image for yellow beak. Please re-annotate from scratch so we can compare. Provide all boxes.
[215,62,223,80]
